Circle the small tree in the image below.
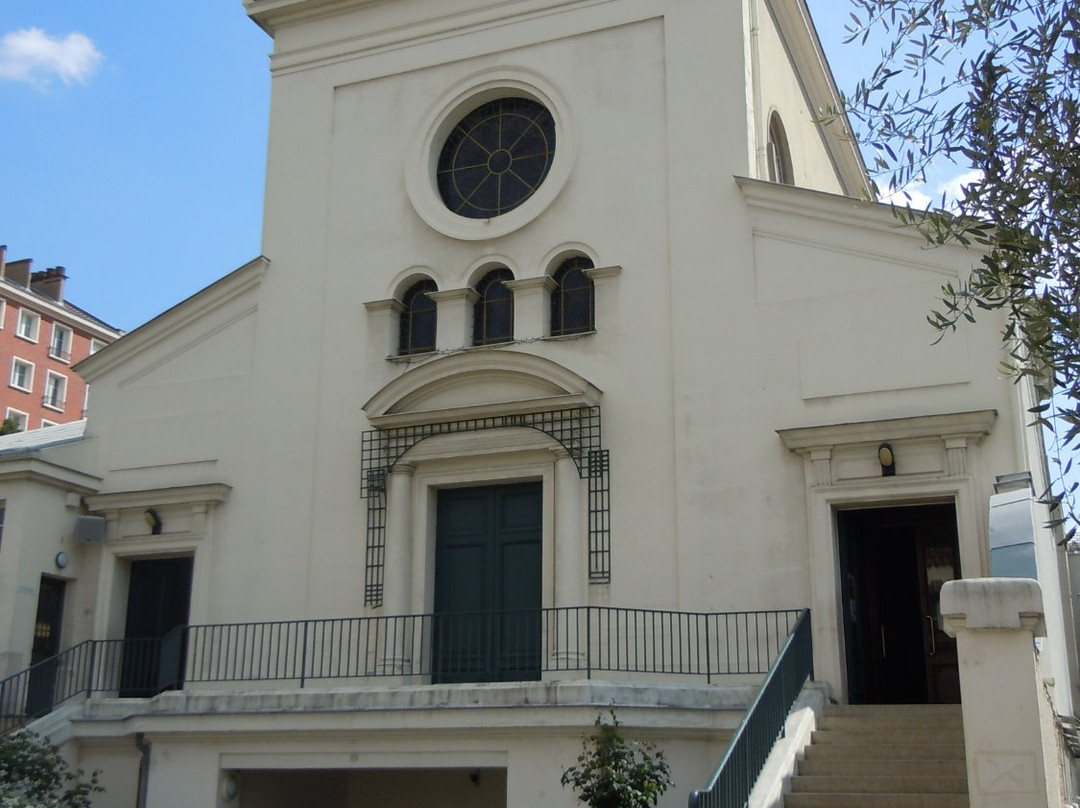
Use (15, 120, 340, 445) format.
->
(0, 732, 101, 808)
(0, 418, 21, 436)
(561, 712, 673, 808)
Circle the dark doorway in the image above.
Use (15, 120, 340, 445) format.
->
(433, 482, 542, 683)
(120, 556, 193, 697)
(839, 504, 961, 704)
(25, 577, 66, 717)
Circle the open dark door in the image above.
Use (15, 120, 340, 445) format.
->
(120, 557, 193, 697)
(839, 504, 961, 704)
(433, 482, 542, 683)
(25, 577, 66, 717)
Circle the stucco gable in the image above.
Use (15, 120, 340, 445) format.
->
(77, 257, 267, 388)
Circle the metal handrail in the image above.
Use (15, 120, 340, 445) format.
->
(687, 609, 813, 808)
(0, 606, 804, 736)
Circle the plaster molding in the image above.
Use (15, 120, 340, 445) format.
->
(86, 483, 232, 513)
(504, 277, 557, 294)
(363, 298, 404, 315)
(583, 265, 622, 282)
(364, 349, 602, 426)
(776, 410, 997, 454)
(426, 287, 480, 304)
(0, 457, 101, 493)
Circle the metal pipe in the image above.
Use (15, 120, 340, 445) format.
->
(135, 732, 150, 808)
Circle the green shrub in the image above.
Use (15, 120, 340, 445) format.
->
(561, 712, 673, 808)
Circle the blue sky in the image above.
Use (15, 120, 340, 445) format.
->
(0, 2, 269, 332)
(0, 1, 957, 333)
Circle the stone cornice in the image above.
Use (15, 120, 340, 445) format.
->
(0, 456, 101, 493)
(777, 410, 998, 454)
(86, 483, 232, 513)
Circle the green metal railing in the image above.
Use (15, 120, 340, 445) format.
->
(0, 606, 801, 736)
(688, 609, 813, 808)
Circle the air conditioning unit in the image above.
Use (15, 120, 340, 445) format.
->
(73, 515, 106, 544)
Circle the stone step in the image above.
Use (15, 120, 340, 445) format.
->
(785, 794, 969, 808)
(824, 703, 963, 718)
(784, 705, 970, 808)
(797, 756, 967, 778)
(790, 774, 968, 794)
(810, 728, 965, 746)
(818, 714, 963, 732)
(803, 743, 966, 761)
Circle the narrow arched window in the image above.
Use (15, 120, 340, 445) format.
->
(766, 112, 793, 185)
(473, 268, 514, 346)
(398, 279, 437, 355)
(550, 256, 594, 336)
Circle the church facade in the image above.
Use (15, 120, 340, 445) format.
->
(0, 1, 1075, 806)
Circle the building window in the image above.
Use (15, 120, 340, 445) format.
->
(398, 279, 438, 356)
(49, 324, 72, 362)
(551, 256, 595, 336)
(4, 409, 27, 433)
(89, 339, 106, 355)
(437, 98, 556, 219)
(473, 268, 514, 346)
(766, 112, 793, 185)
(10, 359, 33, 392)
(0, 300, 6, 330)
(41, 419, 58, 428)
(16, 310, 40, 343)
(43, 372, 67, 411)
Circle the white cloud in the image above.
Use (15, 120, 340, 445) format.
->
(0, 29, 102, 87)
(938, 169, 984, 205)
(879, 169, 985, 211)
(880, 184, 934, 209)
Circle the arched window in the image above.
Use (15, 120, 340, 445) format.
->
(766, 112, 793, 185)
(550, 256, 594, 336)
(398, 279, 437, 355)
(473, 268, 514, 346)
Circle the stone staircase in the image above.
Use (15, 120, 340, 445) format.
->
(784, 704, 968, 808)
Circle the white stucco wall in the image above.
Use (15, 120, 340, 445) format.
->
(3, 0, 1071, 804)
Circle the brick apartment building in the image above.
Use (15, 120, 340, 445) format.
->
(0, 245, 121, 431)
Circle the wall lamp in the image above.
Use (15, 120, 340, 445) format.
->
(143, 508, 162, 535)
(877, 442, 896, 477)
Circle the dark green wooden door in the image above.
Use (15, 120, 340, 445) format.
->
(433, 482, 542, 683)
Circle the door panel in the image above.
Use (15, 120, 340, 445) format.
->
(839, 504, 961, 704)
(434, 482, 542, 683)
(120, 557, 193, 697)
(26, 577, 66, 717)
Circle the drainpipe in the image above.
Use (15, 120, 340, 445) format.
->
(135, 732, 151, 808)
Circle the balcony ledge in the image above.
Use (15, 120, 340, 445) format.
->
(69, 680, 756, 738)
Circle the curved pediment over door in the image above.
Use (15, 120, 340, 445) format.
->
(363, 351, 603, 429)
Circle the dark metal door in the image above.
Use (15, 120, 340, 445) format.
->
(120, 557, 193, 696)
(26, 577, 65, 716)
(433, 482, 542, 683)
(839, 504, 961, 704)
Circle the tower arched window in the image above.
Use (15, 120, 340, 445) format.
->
(766, 112, 793, 185)
(550, 256, 594, 336)
(472, 268, 515, 346)
(398, 279, 437, 355)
